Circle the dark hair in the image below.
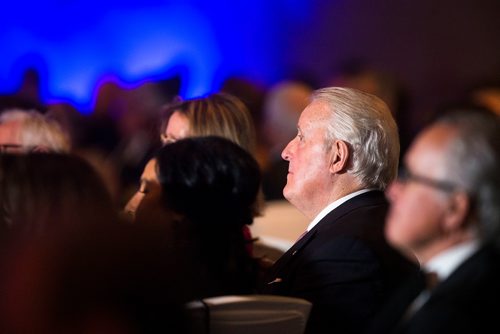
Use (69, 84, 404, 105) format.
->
(154, 136, 262, 297)
(155, 136, 261, 226)
(0, 153, 116, 235)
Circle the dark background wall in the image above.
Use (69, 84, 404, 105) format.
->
(283, 0, 500, 137)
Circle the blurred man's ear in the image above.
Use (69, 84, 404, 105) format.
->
(329, 139, 350, 174)
(443, 191, 470, 232)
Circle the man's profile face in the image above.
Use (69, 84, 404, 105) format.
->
(281, 101, 334, 217)
(385, 125, 456, 258)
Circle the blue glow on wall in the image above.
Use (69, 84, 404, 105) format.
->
(0, 0, 313, 113)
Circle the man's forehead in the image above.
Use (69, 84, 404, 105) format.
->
(405, 124, 456, 173)
(299, 101, 329, 127)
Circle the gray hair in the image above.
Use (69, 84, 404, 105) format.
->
(0, 109, 70, 153)
(434, 110, 500, 244)
(312, 87, 399, 190)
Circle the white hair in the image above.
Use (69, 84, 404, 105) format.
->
(435, 110, 500, 244)
(312, 87, 399, 190)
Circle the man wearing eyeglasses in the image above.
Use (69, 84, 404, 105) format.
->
(365, 108, 500, 334)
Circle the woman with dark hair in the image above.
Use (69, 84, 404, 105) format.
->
(135, 136, 262, 297)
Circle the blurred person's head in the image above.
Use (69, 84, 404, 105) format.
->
(0, 221, 191, 334)
(469, 82, 500, 116)
(0, 109, 70, 153)
(385, 108, 500, 263)
(0, 153, 116, 236)
(262, 80, 313, 156)
(281, 87, 399, 218)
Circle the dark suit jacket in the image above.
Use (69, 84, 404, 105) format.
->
(258, 191, 419, 334)
(365, 244, 500, 334)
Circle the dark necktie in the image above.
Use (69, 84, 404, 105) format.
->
(402, 270, 440, 320)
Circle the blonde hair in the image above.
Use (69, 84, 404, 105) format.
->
(161, 93, 256, 154)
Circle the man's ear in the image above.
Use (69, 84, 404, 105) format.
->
(443, 191, 470, 232)
(329, 140, 350, 174)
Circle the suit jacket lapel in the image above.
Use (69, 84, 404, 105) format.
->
(267, 228, 317, 277)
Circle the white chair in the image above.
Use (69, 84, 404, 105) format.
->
(186, 294, 312, 334)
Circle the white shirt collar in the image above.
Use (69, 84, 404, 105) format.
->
(424, 239, 480, 282)
(306, 189, 375, 232)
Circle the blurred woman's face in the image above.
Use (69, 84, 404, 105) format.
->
(161, 111, 190, 145)
(124, 159, 161, 220)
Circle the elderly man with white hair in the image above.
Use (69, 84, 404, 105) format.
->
(259, 87, 419, 334)
(366, 108, 500, 334)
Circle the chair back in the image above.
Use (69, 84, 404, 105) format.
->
(186, 294, 312, 334)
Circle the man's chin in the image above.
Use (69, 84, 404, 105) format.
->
(282, 185, 293, 202)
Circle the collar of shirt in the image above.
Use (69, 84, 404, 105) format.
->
(424, 239, 480, 282)
(306, 189, 376, 232)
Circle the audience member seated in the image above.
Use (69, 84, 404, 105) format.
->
(258, 87, 419, 334)
(365, 107, 500, 334)
(134, 136, 263, 298)
(0, 109, 70, 153)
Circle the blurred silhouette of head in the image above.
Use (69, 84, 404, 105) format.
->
(0, 221, 191, 334)
(0, 153, 115, 237)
